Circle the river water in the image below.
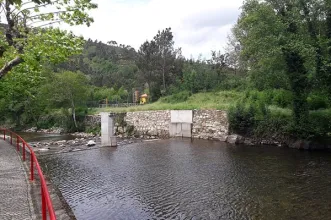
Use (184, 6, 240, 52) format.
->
(38, 139, 331, 220)
(17, 132, 75, 142)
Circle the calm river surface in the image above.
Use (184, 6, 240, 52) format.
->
(17, 132, 75, 142)
(38, 139, 331, 220)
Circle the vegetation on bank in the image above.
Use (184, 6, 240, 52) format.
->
(93, 89, 331, 142)
(91, 91, 242, 114)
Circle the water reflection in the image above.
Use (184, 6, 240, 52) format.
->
(16, 132, 75, 142)
(39, 139, 331, 220)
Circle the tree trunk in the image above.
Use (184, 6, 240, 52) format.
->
(325, 7, 331, 100)
(281, 4, 309, 128)
(0, 56, 23, 79)
(71, 100, 78, 129)
(284, 49, 309, 127)
(148, 80, 152, 102)
(162, 57, 166, 92)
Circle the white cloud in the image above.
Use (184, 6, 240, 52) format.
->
(58, 0, 243, 59)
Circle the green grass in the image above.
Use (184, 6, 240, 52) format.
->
(90, 91, 243, 114)
(89, 90, 331, 119)
(268, 105, 292, 116)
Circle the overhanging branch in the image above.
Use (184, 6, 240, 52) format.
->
(35, 19, 62, 27)
(0, 56, 24, 79)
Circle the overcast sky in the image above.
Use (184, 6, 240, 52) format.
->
(60, 0, 243, 59)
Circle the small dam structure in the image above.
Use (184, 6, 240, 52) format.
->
(169, 110, 193, 138)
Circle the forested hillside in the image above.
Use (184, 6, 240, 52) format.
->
(54, 28, 242, 103)
(56, 39, 139, 91)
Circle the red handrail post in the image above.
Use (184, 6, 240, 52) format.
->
(10, 132, 12, 145)
(41, 187, 47, 220)
(30, 154, 34, 181)
(16, 137, 19, 151)
(3, 130, 5, 140)
(23, 142, 26, 161)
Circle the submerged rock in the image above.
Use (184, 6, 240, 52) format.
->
(226, 135, 243, 144)
(219, 135, 228, 142)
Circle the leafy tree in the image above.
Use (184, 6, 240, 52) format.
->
(209, 50, 229, 84)
(153, 27, 177, 93)
(44, 71, 89, 129)
(233, 0, 329, 126)
(0, 64, 50, 127)
(136, 28, 183, 99)
(136, 40, 159, 101)
(0, 0, 97, 79)
(225, 30, 245, 75)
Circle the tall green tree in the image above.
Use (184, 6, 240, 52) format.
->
(0, 65, 45, 126)
(0, 0, 97, 79)
(136, 40, 158, 101)
(136, 28, 183, 99)
(233, 0, 331, 126)
(153, 27, 177, 93)
(44, 71, 89, 129)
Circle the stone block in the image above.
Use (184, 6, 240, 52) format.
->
(219, 135, 228, 142)
(226, 134, 240, 144)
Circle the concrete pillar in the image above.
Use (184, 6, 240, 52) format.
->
(100, 112, 117, 147)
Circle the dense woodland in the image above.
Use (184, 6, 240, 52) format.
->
(0, 0, 331, 143)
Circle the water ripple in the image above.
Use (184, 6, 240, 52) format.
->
(39, 139, 331, 220)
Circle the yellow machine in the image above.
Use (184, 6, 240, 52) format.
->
(140, 94, 148, 104)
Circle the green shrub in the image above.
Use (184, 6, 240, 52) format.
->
(229, 98, 331, 141)
(36, 107, 87, 132)
(271, 89, 293, 108)
(160, 91, 191, 103)
(228, 102, 256, 135)
(218, 75, 247, 91)
(307, 110, 331, 139)
(126, 125, 135, 136)
(85, 125, 101, 135)
(253, 112, 291, 140)
(244, 89, 292, 108)
(37, 110, 67, 129)
(307, 93, 329, 110)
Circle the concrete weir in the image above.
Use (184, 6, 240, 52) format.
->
(169, 110, 193, 138)
(100, 112, 117, 147)
(86, 110, 229, 141)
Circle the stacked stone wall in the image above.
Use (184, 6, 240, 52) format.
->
(85, 110, 229, 140)
(192, 110, 229, 140)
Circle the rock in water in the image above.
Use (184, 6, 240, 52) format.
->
(87, 140, 96, 147)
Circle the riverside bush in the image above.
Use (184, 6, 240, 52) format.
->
(228, 102, 256, 136)
(228, 100, 331, 141)
(271, 89, 293, 108)
(37, 107, 87, 132)
(307, 93, 329, 110)
(244, 89, 292, 108)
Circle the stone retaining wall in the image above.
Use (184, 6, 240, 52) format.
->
(125, 111, 171, 138)
(192, 110, 228, 140)
(85, 115, 101, 127)
(84, 110, 229, 140)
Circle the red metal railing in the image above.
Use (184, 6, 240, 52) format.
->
(0, 128, 56, 220)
